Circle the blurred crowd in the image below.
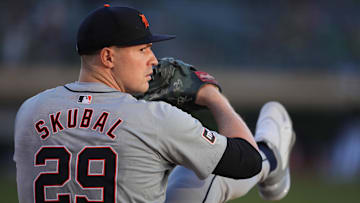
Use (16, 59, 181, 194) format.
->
(1, 0, 360, 73)
(326, 109, 360, 182)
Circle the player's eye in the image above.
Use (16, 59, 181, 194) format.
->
(140, 44, 152, 52)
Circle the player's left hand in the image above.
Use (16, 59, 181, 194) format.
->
(135, 57, 221, 112)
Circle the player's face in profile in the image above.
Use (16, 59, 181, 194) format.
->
(112, 43, 158, 94)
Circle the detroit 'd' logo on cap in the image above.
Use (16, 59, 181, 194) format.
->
(202, 128, 216, 144)
(139, 14, 149, 28)
(78, 95, 92, 104)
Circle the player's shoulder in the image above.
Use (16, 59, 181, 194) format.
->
(15, 86, 59, 124)
(21, 86, 53, 103)
(19, 86, 59, 109)
(137, 99, 190, 117)
(135, 99, 199, 127)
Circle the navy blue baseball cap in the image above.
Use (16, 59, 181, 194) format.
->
(76, 5, 176, 55)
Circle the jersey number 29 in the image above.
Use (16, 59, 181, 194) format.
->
(34, 146, 117, 203)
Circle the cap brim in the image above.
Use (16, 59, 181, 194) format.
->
(149, 34, 176, 43)
(121, 34, 176, 47)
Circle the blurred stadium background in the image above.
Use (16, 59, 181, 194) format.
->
(1, 0, 359, 202)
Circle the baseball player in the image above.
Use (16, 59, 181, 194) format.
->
(13, 5, 295, 203)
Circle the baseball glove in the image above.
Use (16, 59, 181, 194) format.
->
(136, 57, 221, 112)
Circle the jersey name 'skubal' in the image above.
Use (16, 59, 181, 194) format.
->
(14, 82, 227, 203)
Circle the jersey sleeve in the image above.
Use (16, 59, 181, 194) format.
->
(150, 102, 227, 179)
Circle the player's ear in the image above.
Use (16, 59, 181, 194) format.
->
(99, 47, 115, 68)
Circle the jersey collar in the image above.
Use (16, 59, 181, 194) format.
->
(64, 82, 120, 93)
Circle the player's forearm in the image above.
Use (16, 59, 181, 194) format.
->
(196, 85, 258, 150)
(208, 94, 259, 150)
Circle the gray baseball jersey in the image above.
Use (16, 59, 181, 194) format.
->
(14, 82, 227, 203)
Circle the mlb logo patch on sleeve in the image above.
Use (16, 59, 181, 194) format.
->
(202, 128, 216, 144)
(78, 95, 92, 104)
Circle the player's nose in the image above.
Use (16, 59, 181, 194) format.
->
(149, 50, 158, 67)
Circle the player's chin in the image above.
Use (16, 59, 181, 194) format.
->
(127, 82, 149, 95)
(137, 83, 150, 94)
(144, 81, 150, 91)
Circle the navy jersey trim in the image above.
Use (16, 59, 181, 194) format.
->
(202, 175, 217, 203)
(63, 85, 119, 94)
